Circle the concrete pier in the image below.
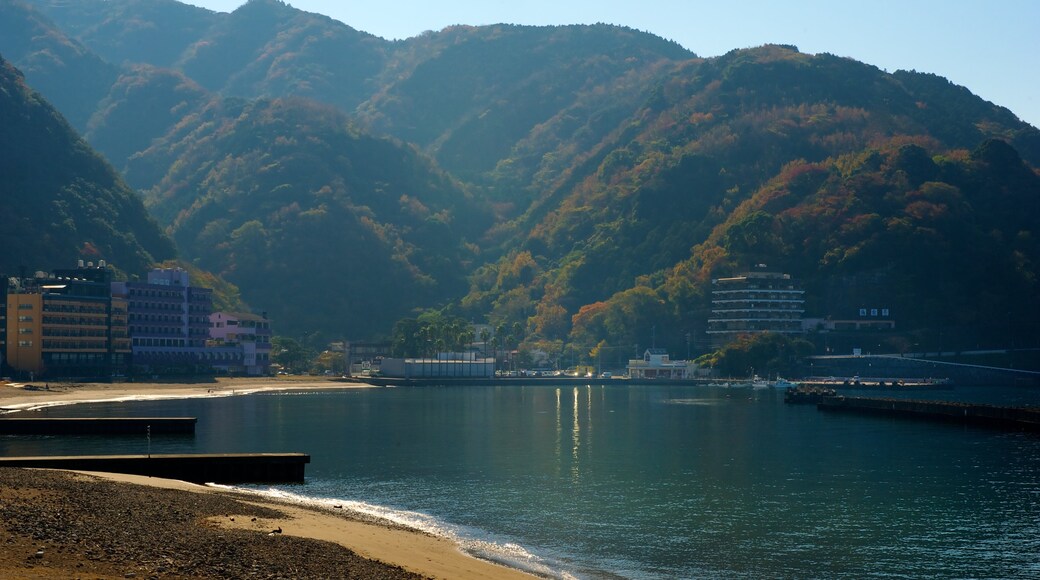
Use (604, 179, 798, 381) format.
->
(817, 396, 1040, 431)
(0, 453, 310, 484)
(0, 417, 197, 435)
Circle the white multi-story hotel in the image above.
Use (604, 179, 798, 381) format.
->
(707, 264, 805, 347)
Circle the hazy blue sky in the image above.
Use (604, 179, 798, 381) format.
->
(187, 0, 1039, 128)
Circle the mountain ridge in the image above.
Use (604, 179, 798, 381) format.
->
(4, 0, 1038, 354)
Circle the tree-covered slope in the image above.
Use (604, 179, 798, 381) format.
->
(0, 56, 175, 275)
(24, 0, 217, 69)
(460, 46, 1039, 353)
(356, 23, 693, 187)
(6, 2, 1039, 353)
(139, 97, 492, 340)
(655, 139, 1040, 352)
(85, 64, 213, 181)
(0, 0, 118, 130)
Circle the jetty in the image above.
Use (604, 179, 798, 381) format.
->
(0, 453, 310, 484)
(0, 417, 196, 435)
(797, 377, 951, 390)
(815, 396, 1040, 431)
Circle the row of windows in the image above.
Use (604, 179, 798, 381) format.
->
(42, 329, 107, 338)
(44, 352, 110, 363)
(134, 338, 187, 347)
(42, 304, 106, 315)
(42, 340, 106, 350)
(42, 317, 108, 327)
(128, 289, 185, 299)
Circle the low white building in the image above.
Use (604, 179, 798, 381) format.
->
(627, 348, 697, 379)
(380, 352, 495, 378)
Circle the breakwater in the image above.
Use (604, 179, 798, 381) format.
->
(803, 354, 1040, 386)
(817, 396, 1040, 431)
(0, 417, 196, 435)
(0, 453, 310, 484)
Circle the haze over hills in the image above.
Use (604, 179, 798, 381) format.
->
(3, 0, 1039, 353)
(0, 55, 175, 277)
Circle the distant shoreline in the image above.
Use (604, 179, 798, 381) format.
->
(0, 375, 377, 413)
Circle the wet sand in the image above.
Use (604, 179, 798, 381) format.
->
(0, 378, 536, 579)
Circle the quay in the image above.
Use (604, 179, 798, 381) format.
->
(0, 453, 310, 484)
(0, 417, 197, 435)
(816, 396, 1040, 431)
(797, 377, 951, 390)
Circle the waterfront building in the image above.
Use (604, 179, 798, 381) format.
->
(380, 352, 495, 378)
(208, 311, 272, 375)
(4, 261, 128, 378)
(707, 264, 805, 347)
(113, 268, 214, 374)
(626, 348, 698, 379)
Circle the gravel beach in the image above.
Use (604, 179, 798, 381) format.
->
(0, 468, 425, 579)
(0, 379, 536, 579)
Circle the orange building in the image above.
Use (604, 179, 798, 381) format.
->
(4, 262, 129, 379)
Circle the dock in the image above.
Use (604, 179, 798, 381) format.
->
(797, 377, 951, 390)
(0, 453, 310, 484)
(0, 417, 197, 435)
(816, 396, 1040, 431)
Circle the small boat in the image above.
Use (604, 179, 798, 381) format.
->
(772, 377, 798, 389)
(751, 375, 770, 389)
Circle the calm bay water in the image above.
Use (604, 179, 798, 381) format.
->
(5, 384, 1040, 579)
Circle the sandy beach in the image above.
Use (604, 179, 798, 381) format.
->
(0, 375, 377, 412)
(0, 378, 536, 579)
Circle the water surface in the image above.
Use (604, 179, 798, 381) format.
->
(4, 384, 1039, 578)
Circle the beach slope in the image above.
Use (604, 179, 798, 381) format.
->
(0, 468, 533, 579)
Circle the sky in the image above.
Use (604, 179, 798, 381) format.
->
(187, 0, 1039, 129)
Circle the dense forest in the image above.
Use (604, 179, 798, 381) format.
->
(0, 55, 174, 277)
(2, 0, 1038, 358)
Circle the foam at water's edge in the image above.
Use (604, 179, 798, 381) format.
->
(208, 484, 579, 579)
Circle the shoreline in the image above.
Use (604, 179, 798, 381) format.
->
(0, 468, 534, 579)
(0, 375, 378, 413)
(0, 377, 539, 579)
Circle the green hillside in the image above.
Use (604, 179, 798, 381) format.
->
(6, 1, 1040, 355)
(0, 0, 118, 130)
(461, 46, 1039, 353)
(0, 56, 175, 276)
(139, 97, 492, 340)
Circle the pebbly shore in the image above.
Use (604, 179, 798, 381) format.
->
(0, 468, 425, 579)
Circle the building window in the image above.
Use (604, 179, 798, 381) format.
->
(17, 340, 32, 347)
(18, 303, 34, 310)
(18, 315, 33, 322)
(18, 327, 33, 334)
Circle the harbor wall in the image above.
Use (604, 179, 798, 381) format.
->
(803, 355, 1040, 386)
(0, 417, 196, 435)
(817, 397, 1040, 431)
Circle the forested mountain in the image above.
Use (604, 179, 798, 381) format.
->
(5, 0, 1039, 354)
(462, 46, 1040, 355)
(0, 0, 118, 129)
(138, 97, 491, 339)
(0, 56, 175, 276)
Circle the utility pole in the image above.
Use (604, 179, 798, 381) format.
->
(343, 340, 351, 378)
